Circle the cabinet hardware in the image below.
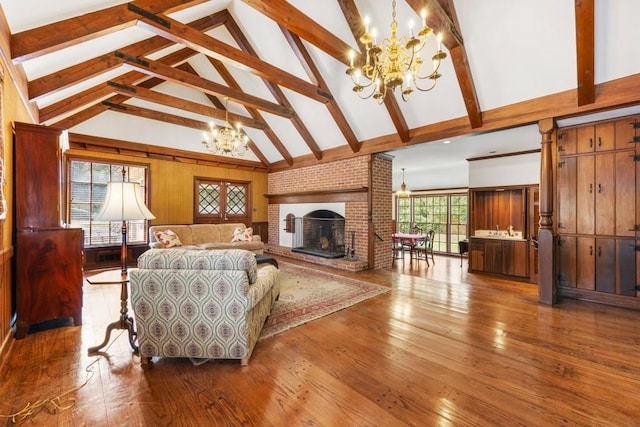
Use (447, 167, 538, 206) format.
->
(633, 136, 640, 143)
(633, 154, 640, 162)
(598, 137, 602, 147)
(558, 132, 566, 140)
(558, 145, 565, 152)
(589, 138, 593, 148)
(558, 223, 565, 229)
(558, 161, 565, 168)
(589, 183, 593, 193)
(634, 245, 640, 252)
(631, 225, 640, 231)
(632, 122, 640, 129)
(598, 246, 601, 256)
(589, 245, 593, 256)
(598, 183, 602, 193)
(635, 285, 640, 291)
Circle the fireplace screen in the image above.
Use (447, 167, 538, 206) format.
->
(291, 210, 345, 259)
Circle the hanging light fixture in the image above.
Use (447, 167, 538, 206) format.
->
(396, 167, 411, 198)
(345, 0, 446, 103)
(201, 96, 250, 156)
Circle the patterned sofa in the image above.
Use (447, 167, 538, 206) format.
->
(148, 223, 264, 254)
(129, 249, 280, 367)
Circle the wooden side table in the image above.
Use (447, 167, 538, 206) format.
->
(86, 270, 137, 355)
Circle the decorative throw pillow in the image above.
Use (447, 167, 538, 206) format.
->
(154, 230, 183, 248)
(231, 227, 253, 242)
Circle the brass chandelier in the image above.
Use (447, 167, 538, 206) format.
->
(201, 96, 249, 156)
(346, 0, 447, 103)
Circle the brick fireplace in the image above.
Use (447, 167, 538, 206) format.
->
(266, 154, 393, 271)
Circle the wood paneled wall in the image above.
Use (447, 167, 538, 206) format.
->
(64, 149, 269, 226)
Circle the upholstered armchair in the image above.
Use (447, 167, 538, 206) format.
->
(129, 249, 280, 367)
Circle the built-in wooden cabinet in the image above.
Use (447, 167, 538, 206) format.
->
(469, 185, 532, 280)
(555, 115, 639, 303)
(470, 237, 528, 279)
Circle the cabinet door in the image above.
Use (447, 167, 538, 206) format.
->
(557, 236, 576, 287)
(557, 128, 577, 155)
(470, 241, 484, 272)
(595, 238, 616, 293)
(577, 126, 595, 153)
(576, 237, 595, 290)
(615, 115, 640, 150)
(616, 239, 637, 296)
(484, 241, 503, 274)
(503, 240, 528, 278)
(14, 123, 62, 229)
(615, 150, 636, 237)
(595, 153, 615, 236)
(595, 122, 615, 151)
(557, 157, 576, 233)
(576, 155, 595, 235)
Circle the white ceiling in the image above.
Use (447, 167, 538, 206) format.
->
(2, 0, 640, 190)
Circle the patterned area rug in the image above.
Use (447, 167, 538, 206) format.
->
(259, 262, 389, 340)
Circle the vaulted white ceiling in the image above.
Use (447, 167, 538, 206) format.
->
(2, 0, 639, 190)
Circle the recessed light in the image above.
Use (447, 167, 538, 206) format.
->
(443, 140, 451, 144)
(489, 150, 496, 154)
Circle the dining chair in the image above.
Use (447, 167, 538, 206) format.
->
(392, 235, 405, 266)
(425, 230, 435, 265)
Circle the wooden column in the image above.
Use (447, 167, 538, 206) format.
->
(538, 118, 556, 304)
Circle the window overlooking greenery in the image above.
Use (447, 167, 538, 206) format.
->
(396, 193, 468, 254)
(67, 160, 150, 247)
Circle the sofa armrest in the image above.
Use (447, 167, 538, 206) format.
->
(251, 235, 262, 243)
(248, 265, 279, 308)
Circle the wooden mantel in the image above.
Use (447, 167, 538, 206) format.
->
(265, 187, 369, 204)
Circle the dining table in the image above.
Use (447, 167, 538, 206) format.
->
(392, 232, 428, 265)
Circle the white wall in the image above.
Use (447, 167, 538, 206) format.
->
(278, 203, 345, 247)
(468, 152, 540, 188)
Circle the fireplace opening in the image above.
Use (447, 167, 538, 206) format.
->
(291, 209, 345, 259)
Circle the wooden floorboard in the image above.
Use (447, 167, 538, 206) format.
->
(1, 255, 640, 426)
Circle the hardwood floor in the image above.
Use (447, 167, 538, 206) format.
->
(1, 254, 640, 426)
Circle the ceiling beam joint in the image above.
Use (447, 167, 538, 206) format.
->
(127, 4, 171, 28)
(114, 50, 149, 67)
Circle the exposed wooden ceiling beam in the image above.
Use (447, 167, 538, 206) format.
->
(575, 0, 595, 106)
(223, 16, 323, 161)
(107, 81, 267, 130)
(407, 0, 482, 129)
(28, 11, 229, 101)
(280, 27, 361, 154)
(11, 0, 206, 63)
(101, 101, 211, 130)
(240, 0, 353, 62)
(270, 72, 640, 171)
(68, 132, 267, 171)
(41, 48, 198, 125)
(118, 52, 294, 118)
(131, 7, 332, 105)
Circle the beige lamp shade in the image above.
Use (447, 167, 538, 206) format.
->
(94, 182, 155, 221)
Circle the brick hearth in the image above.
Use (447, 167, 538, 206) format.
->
(266, 245, 369, 272)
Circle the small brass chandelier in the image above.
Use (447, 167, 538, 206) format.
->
(346, 0, 447, 103)
(396, 167, 410, 198)
(201, 96, 249, 156)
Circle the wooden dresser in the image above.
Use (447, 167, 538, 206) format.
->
(13, 122, 84, 338)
